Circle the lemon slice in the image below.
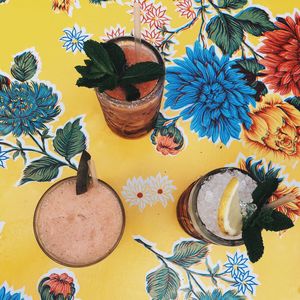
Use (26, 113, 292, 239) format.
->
(218, 177, 242, 236)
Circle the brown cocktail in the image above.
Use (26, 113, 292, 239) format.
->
(95, 36, 165, 138)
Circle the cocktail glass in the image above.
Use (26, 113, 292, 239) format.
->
(177, 168, 257, 246)
(95, 36, 165, 138)
(34, 176, 125, 267)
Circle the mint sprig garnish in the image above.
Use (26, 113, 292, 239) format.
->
(242, 177, 294, 263)
(75, 39, 165, 101)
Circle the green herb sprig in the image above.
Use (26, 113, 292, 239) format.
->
(75, 40, 165, 101)
(242, 177, 294, 263)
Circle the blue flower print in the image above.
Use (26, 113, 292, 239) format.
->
(0, 81, 61, 136)
(0, 147, 9, 168)
(224, 252, 248, 278)
(60, 25, 91, 53)
(233, 271, 258, 295)
(0, 286, 24, 300)
(165, 41, 256, 145)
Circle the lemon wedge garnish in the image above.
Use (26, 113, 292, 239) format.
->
(218, 177, 242, 236)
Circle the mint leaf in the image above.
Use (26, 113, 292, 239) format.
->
(83, 40, 114, 75)
(242, 225, 264, 263)
(263, 210, 294, 232)
(103, 42, 126, 74)
(121, 62, 164, 85)
(123, 84, 140, 101)
(252, 177, 279, 209)
(254, 208, 273, 229)
(76, 74, 118, 91)
(96, 75, 118, 92)
(236, 7, 276, 36)
(75, 65, 106, 79)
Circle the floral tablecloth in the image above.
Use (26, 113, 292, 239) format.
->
(0, 0, 300, 299)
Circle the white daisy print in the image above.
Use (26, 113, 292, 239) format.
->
(147, 173, 176, 207)
(122, 176, 152, 211)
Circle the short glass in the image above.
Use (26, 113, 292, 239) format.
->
(177, 167, 257, 246)
(34, 176, 125, 267)
(95, 36, 165, 138)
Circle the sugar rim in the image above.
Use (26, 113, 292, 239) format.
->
(33, 176, 126, 268)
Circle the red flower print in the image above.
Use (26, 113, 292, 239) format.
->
(142, 28, 164, 46)
(130, 0, 153, 24)
(176, 0, 196, 19)
(39, 273, 76, 299)
(259, 13, 300, 96)
(145, 3, 170, 29)
(103, 26, 126, 41)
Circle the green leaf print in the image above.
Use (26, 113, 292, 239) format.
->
(236, 7, 276, 36)
(168, 240, 209, 268)
(20, 156, 64, 184)
(11, 51, 38, 82)
(206, 13, 244, 56)
(53, 118, 86, 161)
(218, 0, 248, 10)
(146, 265, 180, 300)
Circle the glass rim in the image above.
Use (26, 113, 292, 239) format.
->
(33, 176, 126, 268)
(190, 167, 256, 246)
(96, 35, 165, 107)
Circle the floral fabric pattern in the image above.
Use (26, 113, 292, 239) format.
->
(38, 269, 79, 300)
(165, 42, 256, 144)
(259, 12, 300, 97)
(0, 82, 60, 136)
(0, 2, 300, 300)
(0, 49, 88, 184)
(0, 284, 31, 300)
(122, 173, 176, 210)
(136, 237, 259, 299)
(243, 94, 300, 158)
(60, 25, 91, 53)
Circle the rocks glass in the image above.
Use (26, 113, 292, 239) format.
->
(95, 36, 165, 138)
(177, 168, 257, 246)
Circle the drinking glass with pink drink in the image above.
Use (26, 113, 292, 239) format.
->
(34, 176, 125, 267)
(76, 36, 165, 139)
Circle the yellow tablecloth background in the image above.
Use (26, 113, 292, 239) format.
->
(0, 1, 299, 299)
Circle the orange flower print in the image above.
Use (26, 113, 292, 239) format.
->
(269, 185, 300, 222)
(39, 273, 76, 299)
(156, 133, 181, 155)
(243, 94, 300, 158)
(52, 0, 79, 15)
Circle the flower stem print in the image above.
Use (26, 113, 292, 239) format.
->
(0, 50, 87, 184)
(151, 113, 184, 156)
(135, 237, 258, 299)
